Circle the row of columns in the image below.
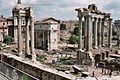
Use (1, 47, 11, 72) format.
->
(17, 9, 36, 61)
(42, 30, 50, 50)
(78, 15, 112, 52)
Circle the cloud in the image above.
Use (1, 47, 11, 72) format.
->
(0, 0, 119, 20)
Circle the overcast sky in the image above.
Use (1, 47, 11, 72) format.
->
(0, 0, 119, 20)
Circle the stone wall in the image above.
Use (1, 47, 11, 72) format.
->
(1, 53, 74, 80)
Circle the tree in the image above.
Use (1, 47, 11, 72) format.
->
(69, 35, 78, 44)
(3, 35, 13, 44)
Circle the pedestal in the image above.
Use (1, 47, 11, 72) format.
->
(77, 50, 95, 66)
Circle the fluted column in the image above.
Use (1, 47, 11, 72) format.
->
(30, 16, 36, 61)
(18, 10, 22, 56)
(98, 18, 102, 48)
(108, 18, 112, 47)
(25, 17, 30, 55)
(101, 18, 105, 47)
(84, 17, 87, 49)
(78, 16, 83, 50)
(86, 15, 92, 51)
(93, 17, 98, 49)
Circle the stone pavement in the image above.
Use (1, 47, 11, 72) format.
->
(77, 76, 120, 80)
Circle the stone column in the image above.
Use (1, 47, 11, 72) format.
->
(78, 16, 83, 50)
(98, 18, 102, 48)
(86, 15, 95, 66)
(93, 17, 98, 49)
(14, 27, 18, 42)
(117, 35, 120, 48)
(108, 18, 112, 47)
(25, 17, 30, 55)
(84, 17, 87, 49)
(30, 16, 36, 61)
(86, 15, 92, 51)
(18, 10, 22, 56)
(43, 30, 45, 49)
(101, 18, 105, 47)
(47, 30, 50, 51)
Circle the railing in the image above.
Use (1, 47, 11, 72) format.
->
(0, 60, 39, 80)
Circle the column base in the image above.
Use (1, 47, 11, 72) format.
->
(26, 52, 31, 55)
(32, 55, 36, 62)
(78, 49, 84, 52)
(77, 50, 95, 66)
(102, 44, 105, 47)
(86, 51, 95, 67)
(93, 46, 98, 49)
(98, 45, 102, 49)
(109, 45, 112, 48)
(19, 52, 24, 58)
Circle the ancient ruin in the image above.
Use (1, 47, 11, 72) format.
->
(12, 0, 36, 60)
(75, 4, 113, 66)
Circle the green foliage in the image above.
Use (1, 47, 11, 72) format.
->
(69, 35, 78, 44)
(36, 55, 47, 62)
(3, 35, 13, 44)
(58, 57, 75, 65)
(21, 74, 29, 80)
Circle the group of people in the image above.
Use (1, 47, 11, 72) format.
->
(92, 70, 113, 78)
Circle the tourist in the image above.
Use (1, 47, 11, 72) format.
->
(92, 71, 95, 77)
(109, 71, 112, 77)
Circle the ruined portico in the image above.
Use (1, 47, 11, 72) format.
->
(75, 4, 113, 65)
(12, 0, 36, 61)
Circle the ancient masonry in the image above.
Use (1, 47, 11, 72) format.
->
(12, 0, 36, 61)
(75, 4, 112, 66)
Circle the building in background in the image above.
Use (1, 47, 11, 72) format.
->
(0, 16, 8, 42)
(34, 17, 60, 51)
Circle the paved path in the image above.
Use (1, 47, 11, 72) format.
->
(77, 76, 120, 80)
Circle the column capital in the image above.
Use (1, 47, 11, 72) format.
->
(102, 18, 106, 20)
(77, 15, 83, 18)
(98, 18, 102, 22)
(94, 17, 98, 20)
(93, 17, 98, 22)
(109, 18, 113, 21)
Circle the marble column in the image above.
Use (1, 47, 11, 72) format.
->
(98, 18, 102, 48)
(47, 30, 50, 50)
(117, 35, 120, 48)
(93, 17, 98, 49)
(84, 17, 87, 49)
(86, 15, 92, 51)
(25, 17, 30, 55)
(101, 18, 105, 47)
(78, 16, 83, 50)
(108, 18, 112, 47)
(18, 10, 22, 56)
(30, 16, 36, 61)
(43, 30, 45, 49)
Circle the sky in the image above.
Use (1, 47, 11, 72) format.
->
(0, 0, 120, 21)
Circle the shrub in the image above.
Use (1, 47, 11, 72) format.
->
(3, 35, 13, 44)
(69, 35, 78, 44)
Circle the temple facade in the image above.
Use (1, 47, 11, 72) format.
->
(75, 4, 113, 66)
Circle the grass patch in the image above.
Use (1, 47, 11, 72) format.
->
(36, 55, 47, 62)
